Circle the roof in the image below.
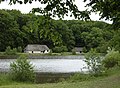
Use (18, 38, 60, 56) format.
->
(74, 47, 83, 52)
(24, 44, 49, 51)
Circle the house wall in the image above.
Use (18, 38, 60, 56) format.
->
(25, 51, 32, 53)
(33, 51, 42, 53)
(76, 52, 80, 54)
(25, 50, 50, 54)
(44, 50, 50, 53)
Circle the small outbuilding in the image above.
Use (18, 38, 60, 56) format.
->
(24, 44, 50, 54)
(74, 47, 83, 54)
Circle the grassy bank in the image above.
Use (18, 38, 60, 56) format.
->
(0, 52, 84, 59)
(0, 73, 120, 88)
(0, 68, 120, 88)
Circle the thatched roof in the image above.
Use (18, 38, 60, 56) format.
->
(24, 44, 49, 51)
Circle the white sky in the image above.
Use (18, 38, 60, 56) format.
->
(0, 0, 112, 24)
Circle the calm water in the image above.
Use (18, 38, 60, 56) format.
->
(0, 58, 88, 73)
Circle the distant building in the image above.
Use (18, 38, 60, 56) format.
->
(74, 47, 83, 54)
(24, 44, 50, 54)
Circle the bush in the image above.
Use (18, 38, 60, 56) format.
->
(5, 46, 17, 55)
(61, 46, 68, 52)
(17, 46, 22, 53)
(72, 49, 76, 55)
(103, 49, 120, 69)
(12, 48, 17, 55)
(48, 49, 53, 55)
(53, 46, 68, 53)
(82, 47, 87, 53)
(5, 46, 11, 55)
(85, 49, 103, 76)
(10, 55, 35, 82)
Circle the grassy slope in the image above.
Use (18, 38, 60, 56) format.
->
(0, 73, 120, 88)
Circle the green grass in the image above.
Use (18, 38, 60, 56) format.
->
(0, 73, 17, 86)
(0, 51, 84, 56)
(0, 74, 120, 88)
(1, 70, 120, 88)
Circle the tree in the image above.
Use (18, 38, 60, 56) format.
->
(84, 0, 120, 28)
(0, 10, 23, 51)
(81, 27, 103, 51)
(36, 16, 63, 48)
(1, 0, 90, 20)
(103, 49, 120, 69)
(109, 30, 120, 51)
(85, 49, 103, 76)
(10, 55, 35, 82)
(53, 20, 75, 51)
(1, 0, 120, 28)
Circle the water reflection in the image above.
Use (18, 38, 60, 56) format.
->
(0, 59, 88, 73)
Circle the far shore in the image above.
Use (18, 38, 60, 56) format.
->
(0, 52, 85, 59)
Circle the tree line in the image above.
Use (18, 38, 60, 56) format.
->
(0, 9, 119, 53)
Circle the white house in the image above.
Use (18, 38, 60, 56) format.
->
(24, 44, 50, 54)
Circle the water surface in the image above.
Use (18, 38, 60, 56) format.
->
(0, 58, 88, 73)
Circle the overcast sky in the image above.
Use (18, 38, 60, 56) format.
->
(0, 0, 112, 24)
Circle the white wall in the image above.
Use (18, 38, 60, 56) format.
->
(44, 50, 50, 53)
(33, 51, 42, 53)
(25, 51, 32, 53)
(25, 50, 50, 54)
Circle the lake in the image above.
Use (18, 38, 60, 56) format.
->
(0, 56, 88, 73)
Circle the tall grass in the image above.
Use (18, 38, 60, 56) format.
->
(0, 72, 15, 86)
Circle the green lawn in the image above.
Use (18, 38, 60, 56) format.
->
(0, 73, 120, 88)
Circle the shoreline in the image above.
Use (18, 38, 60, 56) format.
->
(0, 54, 85, 59)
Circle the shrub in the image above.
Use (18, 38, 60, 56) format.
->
(72, 49, 76, 55)
(85, 49, 103, 76)
(61, 46, 68, 52)
(53, 46, 68, 53)
(11, 48, 17, 55)
(5, 46, 17, 55)
(5, 46, 11, 55)
(10, 55, 35, 82)
(17, 46, 22, 53)
(82, 47, 87, 53)
(103, 49, 120, 69)
(48, 49, 52, 55)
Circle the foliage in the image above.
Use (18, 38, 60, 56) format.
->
(48, 49, 52, 55)
(0, 73, 14, 86)
(3, 0, 120, 28)
(72, 49, 76, 55)
(0, 10, 21, 51)
(53, 46, 68, 53)
(81, 27, 103, 51)
(109, 30, 120, 51)
(0, 9, 116, 53)
(85, 49, 103, 76)
(17, 46, 22, 53)
(1, 73, 120, 88)
(68, 73, 92, 82)
(5, 46, 17, 55)
(5, 0, 90, 20)
(53, 20, 75, 51)
(82, 47, 87, 53)
(84, 0, 120, 29)
(10, 55, 35, 82)
(4, 0, 119, 28)
(103, 49, 120, 69)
